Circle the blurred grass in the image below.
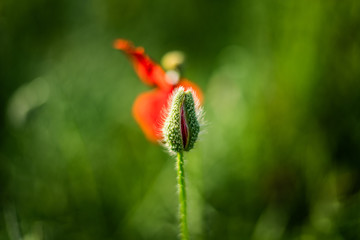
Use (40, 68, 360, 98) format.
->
(1, 0, 360, 239)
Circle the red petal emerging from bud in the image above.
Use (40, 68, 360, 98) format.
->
(162, 87, 201, 152)
(180, 105, 189, 148)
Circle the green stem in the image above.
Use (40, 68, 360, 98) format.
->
(177, 151, 189, 240)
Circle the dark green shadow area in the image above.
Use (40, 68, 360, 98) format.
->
(1, 0, 360, 239)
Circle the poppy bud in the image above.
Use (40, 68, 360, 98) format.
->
(163, 87, 201, 153)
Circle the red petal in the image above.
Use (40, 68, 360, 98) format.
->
(177, 79, 204, 104)
(132, 89, 173, 142)
(132, 80, 203, 142)
(114, 39, 172, 90)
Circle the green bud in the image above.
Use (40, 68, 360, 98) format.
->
(162, 87, 201, 153)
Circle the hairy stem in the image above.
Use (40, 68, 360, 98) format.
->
(177, 151, 189, 240)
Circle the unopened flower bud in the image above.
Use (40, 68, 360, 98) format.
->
(162, 87, 201, 153)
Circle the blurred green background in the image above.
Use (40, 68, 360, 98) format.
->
(1, 0, 360, 239)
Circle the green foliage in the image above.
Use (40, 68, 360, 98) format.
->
(1, 0, 360, 239)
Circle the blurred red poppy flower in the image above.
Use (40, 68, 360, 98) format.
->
(114, 39, 203, 142)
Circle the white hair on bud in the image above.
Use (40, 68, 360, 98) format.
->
(160, 86, 204, 154)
